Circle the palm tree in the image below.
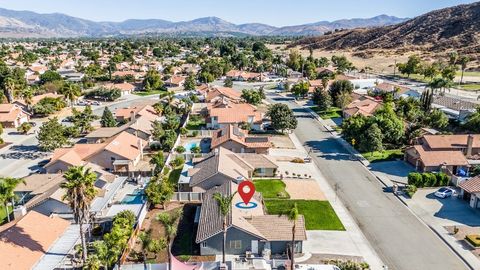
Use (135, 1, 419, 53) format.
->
(21, 87, 34, 112)
(62, 82, 82, 107)
(139, 230, 167, 270)
(156, 209, 183, 270)
(286, 203, 299, 269)
(61, 166, 97, 264)
(0, 177, 25, 223)
(458, 56, 471, 85)
(213, 191, 237, 264)
(3, 77, 16, 103)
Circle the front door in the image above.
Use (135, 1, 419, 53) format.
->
(251, 240, 259, 254)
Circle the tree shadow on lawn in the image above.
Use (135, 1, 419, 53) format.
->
(0, 145, 49, 160)
(304, 139, 356, 162)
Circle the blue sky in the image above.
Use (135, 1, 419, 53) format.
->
(0, 0, 476, 26)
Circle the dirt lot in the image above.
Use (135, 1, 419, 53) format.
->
(266, 134, 295, 149)
(284, 179, 326, 200)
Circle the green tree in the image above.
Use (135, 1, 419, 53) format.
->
(291, 82, 309, 98)
(71, 105, 97, 134)
(0, 177, 25, 223)
(16, 122, 32, 134)
(164, 114, 180, 130)
(286, 50, 302, 71)
(144, 69, 164, 90)
(464, 108, 480, 133)
(100, 107, 117, 127)
(213, 191, 237, 264)
(37, 117, 68, 151)
(241, 89, 262, 105)
(331, 55, 354, 74)
(156, 209, 183, 270)
(145, 176, 174, 208)
(312, 88, 332, 111)
(61, 166, 97, 264)
(329, 80, 353, 105)
(183, 74, 196, 91)
(397, 55, 421, 78)
(373, 103, 405, 144)
(360, 123, 383, 154)
(61, 82, 82, 107)
(285, 203, 299, 268)
(424, 109, 449, 130)
(223, 77, 233, 87)
(458, 56, 471, 85)
(40, 70, 63, 84)
(420, 88, 434, 112)
(151, 120, 165, 142)
(149, 151, 165, 175)
(266, 103, 298, 133)
(139, 230, 167, 268)
(335, 90, 352, 109)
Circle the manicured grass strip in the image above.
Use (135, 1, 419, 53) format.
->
(186, 118, 206, 130)
(456, 84, 480, 91)
(361, 149, 403, 163)
(168, 166, 183, 185)
(311, 107, 342, 119)
(264, 200, 345, 231)
(134, 90, 169, 97)
(253, 179, 290, 199)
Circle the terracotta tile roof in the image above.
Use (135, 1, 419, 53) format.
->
(115, 105, 158, 120)
(0, 104, 29, 122)
(167, 75, 186, 85)
(208, 102, 263, 124)
(105, 82, 136, 91)
(206, 87, 241, 102)
(211, 124, 271, 150)
(46, 143, 107, 169)
(0, 211, 70, 270)
(236, 153, 278, 169)
(374, 82, 410, 94)
(344, 97, 382, 117)
(104, 131, 146, 161)
(459, 176, 480, 193)
(84, 126, 129, 139)
(246, 215, 307, 241)
(412, 145, 469, 167)
(423, 134, 480, 150)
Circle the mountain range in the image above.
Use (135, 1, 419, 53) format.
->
(0, 8, 408, 38)
(293, 2, 480, 55)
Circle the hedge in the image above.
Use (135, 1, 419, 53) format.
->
(407, 172, 450, 188)
(466, 235, 480, 247)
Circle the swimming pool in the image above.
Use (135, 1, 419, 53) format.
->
(121, 190, 145, 204)
(184, 141, 199, 152)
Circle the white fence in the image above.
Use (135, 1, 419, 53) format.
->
(171, 192, 202, 202)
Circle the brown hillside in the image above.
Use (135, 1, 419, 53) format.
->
(293, 2, 480, 56)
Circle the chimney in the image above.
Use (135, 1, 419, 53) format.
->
(130, 110, 136, 122)
(467, 134, 474, 157)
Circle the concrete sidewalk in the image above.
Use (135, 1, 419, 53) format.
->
(287, 132, 385, 269)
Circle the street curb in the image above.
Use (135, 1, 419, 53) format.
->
(304, 104, 474, 270)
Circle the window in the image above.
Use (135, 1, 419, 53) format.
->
(201, 241, 207, 248)
(229, 240, 242, 249)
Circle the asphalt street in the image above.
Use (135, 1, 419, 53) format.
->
(267, 93, 468, 270)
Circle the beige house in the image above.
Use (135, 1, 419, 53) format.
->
(206, 99, 264, 130)
(0, 104, 30, 128)
(211, 124, 271, 154)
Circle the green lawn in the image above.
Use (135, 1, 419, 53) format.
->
(311, 107, 342, 119)
(264, 200, 345, 230)
(456, 84, 480, 91)
(0, 205, 12, 225)
(253, 179, 290, 199)
(361, 149, 404, 163)
(133, 90, 169, 97)
(456, 71, 480, 77)
(186, 117, 206, 130)
(168, 166, 183, 185)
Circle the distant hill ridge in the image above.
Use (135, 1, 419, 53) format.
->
(293, 2, 480, 55)
(0, 8, 407, 38)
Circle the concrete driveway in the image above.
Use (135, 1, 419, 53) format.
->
(410, 188, 480, 227)
(369, 160, 414, 185)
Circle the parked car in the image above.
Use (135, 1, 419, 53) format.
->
(91, 101, 102, 106)
(434, 187, 456, 198)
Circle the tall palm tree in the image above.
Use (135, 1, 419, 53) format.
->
(21, 87, 33, 112)
(62, 82, 82, 107)
(0, 177, 25, 223)
(213, 191, 237, 264)
(3, 77, 16, 104)
(458, 56, 471, 85)
(156, 209, 183, 270)
(61, 166, 97, 264)
(286, 203, 299, 269)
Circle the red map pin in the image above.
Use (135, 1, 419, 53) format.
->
(238, 181, 255, 205)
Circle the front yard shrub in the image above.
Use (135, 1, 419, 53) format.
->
(175, 146, 186, 153)
(406, 185, 417, 198)
(465, 235, 480, 247)
(170, 156, 185, 167)
(291, 157, 304, 163)
(407, 172, 451, 188)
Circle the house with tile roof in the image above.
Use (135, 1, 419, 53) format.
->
(372, 82, 420, 99)
(196, 181, 306, 256)
(343, 96, 382, 118)
(211, 124, 272, 154)
(205, 86, 242, 103)
(205, 99, 264, 131)
(0, 104, 30, 128)
(181, 147, 277, 192)
(404, 134, 480, 174)
(0, 211, 70, 270)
